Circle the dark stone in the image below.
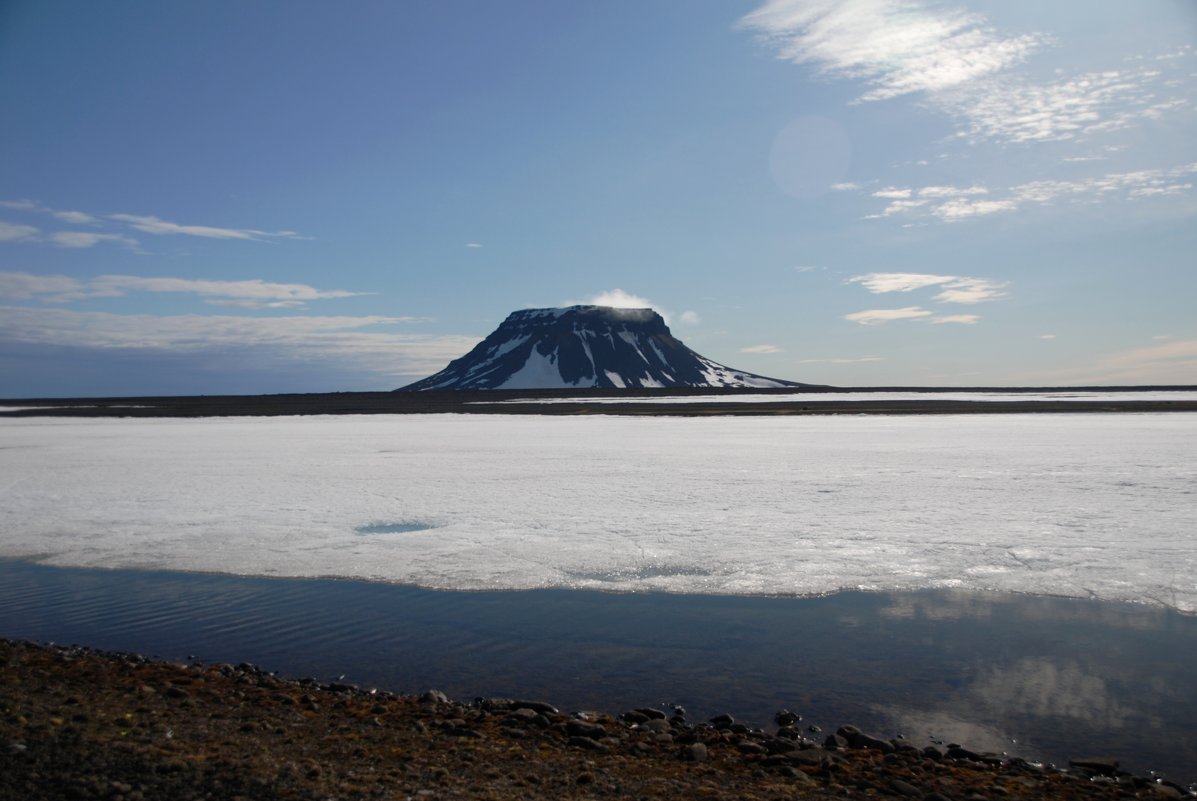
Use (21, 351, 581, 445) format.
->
(634, 707, 666, 720)
(736, 741, 766, 755)
(511, 700, 558, 716)
(764, 737, 798, 755)
(824, 733, 848, 751)
(923, 745, 944, 761)
(420, 690, 449, 704)
(640, 718, 671, 734)
(568, 736, 607, 751)
(445, 727, 482, 738)
(842, 728, 895, 754)
(566, 720, 606, 739)
(622, 711, 649, 725)
(709, 713, 735, 728)
(683, 742, 707, 762)
(946, 745, 982, 762)
(789, 749, 827, 767)
(1069, 756, 1119, 776)
(774, 709, 800, 727)
(889, 778, 922, 797)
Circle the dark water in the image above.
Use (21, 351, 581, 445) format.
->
(1, 559, 1193, 785)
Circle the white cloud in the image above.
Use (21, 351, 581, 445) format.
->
(849, 272, 955, 293)
(930, 278, 1007, 304)
(741, 344, 783, 354)
(0, 271, 369, 308)
(740, 1, 1193, 150)
(2, 201, 309, 249)
(868, 199, 929, 218)
(109, 213, 304, 241)
(830, 182, 860, 191)
(50, 231, 142, 250)
(0, 306, 471, 379)
(739, 0, 1042, 103)
(50, 210, 98, 225)
(0, 222, 39, 242)
(947, 65, 1191, 145)
(0, 272, 91, 303)
(930, 314, 980, 324)
(569, 288, 657, 310)
(917, 185, 987, 198)
(1040, 334, 1057, 340)
(844, 306, 932, 325)
(855, 163, 1197, 223)
(798, 355, 883, 363)
(931, 198, 1018, 221)
(678, 310, 701, 325)
(465, 242, 482, 248)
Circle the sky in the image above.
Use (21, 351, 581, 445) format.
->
(1, 0, 1195, 396)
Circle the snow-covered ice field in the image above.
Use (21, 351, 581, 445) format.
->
(2, 413, 1195, 613)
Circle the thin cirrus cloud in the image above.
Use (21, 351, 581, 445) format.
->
(739, 2, 1192, 148)
(740, 344, 783, 354)
(848, 273, 1008, 304)
(108, 213, 305, 241)
(844, 307, 933, 325)
(798, 355, 882, 364)
(1, 200, 310, 250)
(738, 0, 1042, 104)
(861, 163, 1197, 223)
(0, 305, 474, 380)
(0, 271, 370, 310)
(844, 272, 1007, 326)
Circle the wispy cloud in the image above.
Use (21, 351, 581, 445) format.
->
(109, 213, 304, 241)
(50, 232, 143, 250)
(0, 271, 370, 309)
(739, 0, 1042, 104)
(844, 306, 933, 325)
(1, 200, 309, 249)
(464, 242, 482, 248)
(929, 314, 980, 325)
(0, 222, 39, 242)
(849, 273, 1008, 303)
(678, 310, 701, 325)
(741, 344, 783, 354)
(740, 1, 1193, 149)
(856, 162, 1197, 223)
(798, 355, 882, 363)
(566, 288, 656, 310)
(947, 64, 1193, 145)
(0, 306, 471, 379)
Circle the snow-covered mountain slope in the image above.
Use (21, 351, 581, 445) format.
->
(400, 306, 806, 390)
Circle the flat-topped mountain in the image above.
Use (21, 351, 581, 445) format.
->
(400, 305, 805, 390)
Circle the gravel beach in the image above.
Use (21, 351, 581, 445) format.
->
(3, 638, 1190, 801)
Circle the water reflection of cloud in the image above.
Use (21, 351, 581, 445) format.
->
(876, 589, 1173, 631)
(971, 658, 1129, 729)
(873, 705, 1023, 757)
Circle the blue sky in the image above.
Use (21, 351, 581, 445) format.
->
(1, 0, 1195, 395)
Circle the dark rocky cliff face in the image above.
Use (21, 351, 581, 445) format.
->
(400, 305, 803, 390)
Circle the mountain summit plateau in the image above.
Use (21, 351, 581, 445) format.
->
(400, 305, 804, 390)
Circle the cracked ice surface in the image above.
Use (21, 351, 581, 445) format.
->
(1, 413, 1194, 612)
